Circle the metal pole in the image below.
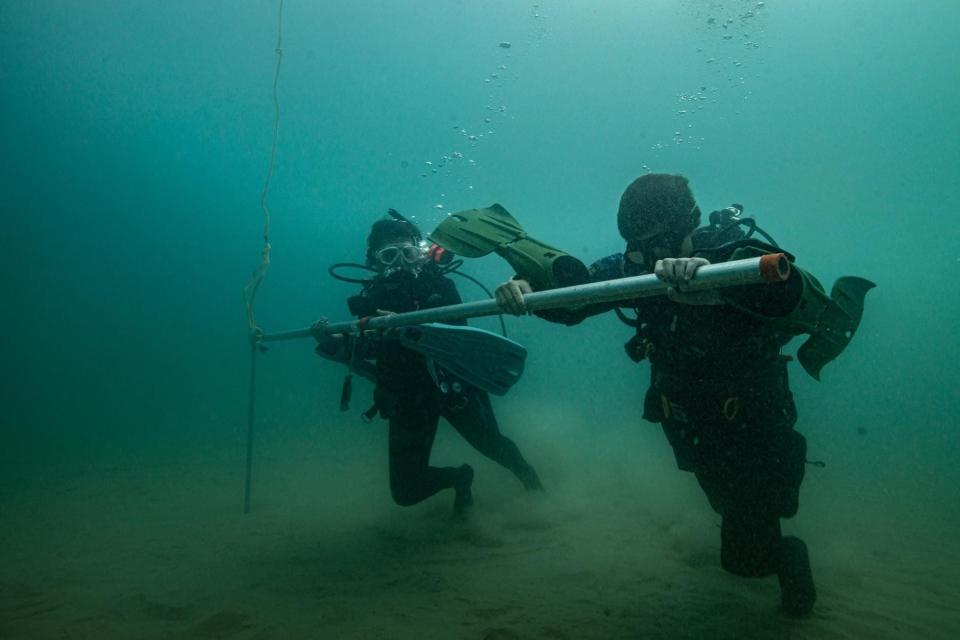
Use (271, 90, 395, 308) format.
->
(243, 333, 258, 513)
(261, 254, 788, 343)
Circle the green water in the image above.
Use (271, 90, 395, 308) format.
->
(2, 1, 958, 638)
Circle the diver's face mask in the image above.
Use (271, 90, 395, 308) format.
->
(622, 203, 698, 274)
(373, 241, 428, 276)
(624, 230, 685, 274)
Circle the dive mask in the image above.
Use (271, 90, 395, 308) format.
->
(374, 241, 427, 274)
(624, 230, 685, 273)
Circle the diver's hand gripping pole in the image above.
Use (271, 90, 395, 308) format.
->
(260, 254, 789, 343)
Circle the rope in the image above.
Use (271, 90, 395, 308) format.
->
(243, 0, 284, 332)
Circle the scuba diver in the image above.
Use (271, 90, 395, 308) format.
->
(314, 210, 544, 517)
(429, 174, 873, 616)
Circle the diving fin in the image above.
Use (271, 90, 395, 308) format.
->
(396, 323, 526, 396)
(722, 244, 875, 380)
(796, 276, 876, 380)
(429, 204, 526, 257)
(429, 204, 589, 291)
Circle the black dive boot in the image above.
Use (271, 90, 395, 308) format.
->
(453, 464, 474, 516)
(778, 536, 816, 616)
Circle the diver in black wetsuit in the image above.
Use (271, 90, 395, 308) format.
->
(316, 214, 543, 516)
(495, 174, 872, 616)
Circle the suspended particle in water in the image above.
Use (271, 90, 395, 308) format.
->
(499, 42, 512, 49)
(468, 135, 478, 141)
(435, 204, 445, 209)
(425, 161, 433, 166)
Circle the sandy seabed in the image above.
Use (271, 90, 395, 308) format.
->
(2, 417, 958, 640)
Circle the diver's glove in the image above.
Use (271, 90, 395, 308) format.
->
(655, 258, 724, 306)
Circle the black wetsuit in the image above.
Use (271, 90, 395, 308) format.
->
(350, 267, 542, 506)
(544, 240, 807, 578)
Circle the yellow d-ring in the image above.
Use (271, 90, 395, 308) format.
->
(722, 396, 740, 421)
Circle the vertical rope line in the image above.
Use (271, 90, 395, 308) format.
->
(243, 0, 284, 331)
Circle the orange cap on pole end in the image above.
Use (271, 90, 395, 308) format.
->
(759, 253, 790, 282)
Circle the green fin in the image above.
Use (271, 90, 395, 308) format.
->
(721, 244, 875, 379)
(795, 276, 875, 380)
(397, 323, 527, 396)
(429, 204, 525, 257)
(429, 204, 589, 290)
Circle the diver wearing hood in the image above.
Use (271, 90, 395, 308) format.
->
(316, 211, 543, 517)
(493, 174, 874, 616)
